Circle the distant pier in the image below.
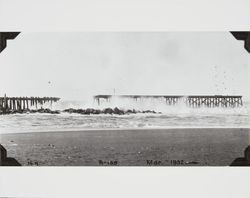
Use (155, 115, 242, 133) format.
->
(0, 95, 60, 112)
(94, 95, 243, 107)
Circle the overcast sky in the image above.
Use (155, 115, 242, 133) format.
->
(0, 32, 250, 100)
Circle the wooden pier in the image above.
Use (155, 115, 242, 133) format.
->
(94, 95, 243, 107)
(0, 95, 60, 112)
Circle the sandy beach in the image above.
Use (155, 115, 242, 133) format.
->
(1, 128, 249, 166)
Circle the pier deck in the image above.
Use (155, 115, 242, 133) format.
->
(94, 95, 243, 107)
(0, 95, 60, 112)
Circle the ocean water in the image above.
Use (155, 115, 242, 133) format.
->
(0, 97, 250, 134)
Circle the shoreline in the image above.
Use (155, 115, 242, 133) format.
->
(1, 126, 250, 135)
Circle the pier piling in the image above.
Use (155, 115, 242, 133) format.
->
(0, 95, 60, 113)
(93, 95, 243, 108)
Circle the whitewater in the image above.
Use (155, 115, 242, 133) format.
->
(0, 97, 250, 133)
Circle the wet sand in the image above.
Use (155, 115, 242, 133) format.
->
(1, 128, 249, 166)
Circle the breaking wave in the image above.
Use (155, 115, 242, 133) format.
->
(1, 97, 250, 133)
(51, 96, 250, 116)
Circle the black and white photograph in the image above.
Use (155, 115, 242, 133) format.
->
(0, 31, 250, 166)
(1, 0, 250, 198)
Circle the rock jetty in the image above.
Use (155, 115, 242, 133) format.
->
(63, 107, 160, 115)
(0, 108, 60, 115)
(0, 107, 160, 115)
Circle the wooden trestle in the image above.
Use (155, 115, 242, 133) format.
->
(0, 95, 60, 112)
(94, 95, 243, 107)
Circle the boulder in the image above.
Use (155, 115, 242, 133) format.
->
(51, 110, 60, 114)
(93, 109, 101, 114)
(63, 108, 75, 113)
(85, 108, 95, 114)
(114, 107, 124, 115)
(126, 109, 133, 114)
(103, 108, 114, 114)
(76, 109, 85, 114)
